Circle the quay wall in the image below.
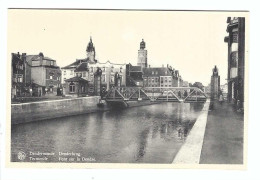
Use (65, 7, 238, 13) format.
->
(11, 96, 102, 125)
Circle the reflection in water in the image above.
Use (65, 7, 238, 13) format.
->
(11, 102, 204, 163)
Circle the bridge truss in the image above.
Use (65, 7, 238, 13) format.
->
(104, 87, 207, 103)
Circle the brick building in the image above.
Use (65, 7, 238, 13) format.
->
(142, 65, 182, 88)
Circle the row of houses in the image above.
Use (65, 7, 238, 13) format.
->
(11, 52, 61, 99)
(11, 37, 188, 99)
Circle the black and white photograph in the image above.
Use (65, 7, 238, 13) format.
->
(6, 9, 248, 167)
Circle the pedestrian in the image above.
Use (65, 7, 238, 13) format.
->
(219, 93, 223, 105)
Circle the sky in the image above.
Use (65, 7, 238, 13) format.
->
(7, 10, 246, 86)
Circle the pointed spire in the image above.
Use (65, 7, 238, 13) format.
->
(87, 36, 95, 52)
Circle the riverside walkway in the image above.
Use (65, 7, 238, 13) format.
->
(200, 101, 244, 164)
(173, 100, 244, 164)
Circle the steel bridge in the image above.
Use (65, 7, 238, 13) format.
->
(104, 87, 207, 104)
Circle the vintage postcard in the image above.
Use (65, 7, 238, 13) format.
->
(5, 9, 248, 169)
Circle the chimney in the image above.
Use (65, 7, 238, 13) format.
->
(22, 53, 27, 61)
(39, 52, 44, 65)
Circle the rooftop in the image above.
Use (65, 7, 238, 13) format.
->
(143, 67, 173, 76)
(74, 62, 88, 72)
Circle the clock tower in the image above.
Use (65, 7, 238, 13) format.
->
(137, 39, 147, 68)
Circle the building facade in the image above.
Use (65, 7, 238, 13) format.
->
(126, 64, 143, 87)
(88, 61, 126, 92)
(224, 17, 245, 110)
(30, 53, 61, 96)
(210, 65, 220, 100)
(61, 59, 85, 84)
(61, 37, 98, 84)
(11, 52, 27, 98)
(142, 65, 181, 88)
(64, 76, 89, 97)
(137, 39, 147, 69)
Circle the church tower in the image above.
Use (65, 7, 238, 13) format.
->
(137, 39, 147, 68)
(210, 65, 220, 100)
(86, 36, 96, 62)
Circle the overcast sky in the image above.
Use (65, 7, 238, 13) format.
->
(8, 10, 247, 85)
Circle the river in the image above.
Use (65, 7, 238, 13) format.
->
(11, 102, 204, 163)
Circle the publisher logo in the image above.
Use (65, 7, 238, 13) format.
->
(17, 151, 26, 161)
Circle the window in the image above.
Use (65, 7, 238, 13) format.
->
(70, 70, 73, 75)
(102, 75, 106, 82)
(120, 67, 122, 73)
(90, 67, 93, 72)
(230, 51, 238, 67)
(57, 76, 60, 81)
(152, 71, 154, 75)
(17, 74, 23, 82)
(90, 75, 94, 82)
(69, 82, 75, 93)
(110, 75, 114, 83)
(83, 72, 86, 77)
(79, 73, 82, 77)
(50, 75, 53, 79)
(232, 32, 238, 43)
(50, 61, 54, 66)
(63, 71, 66, 75)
